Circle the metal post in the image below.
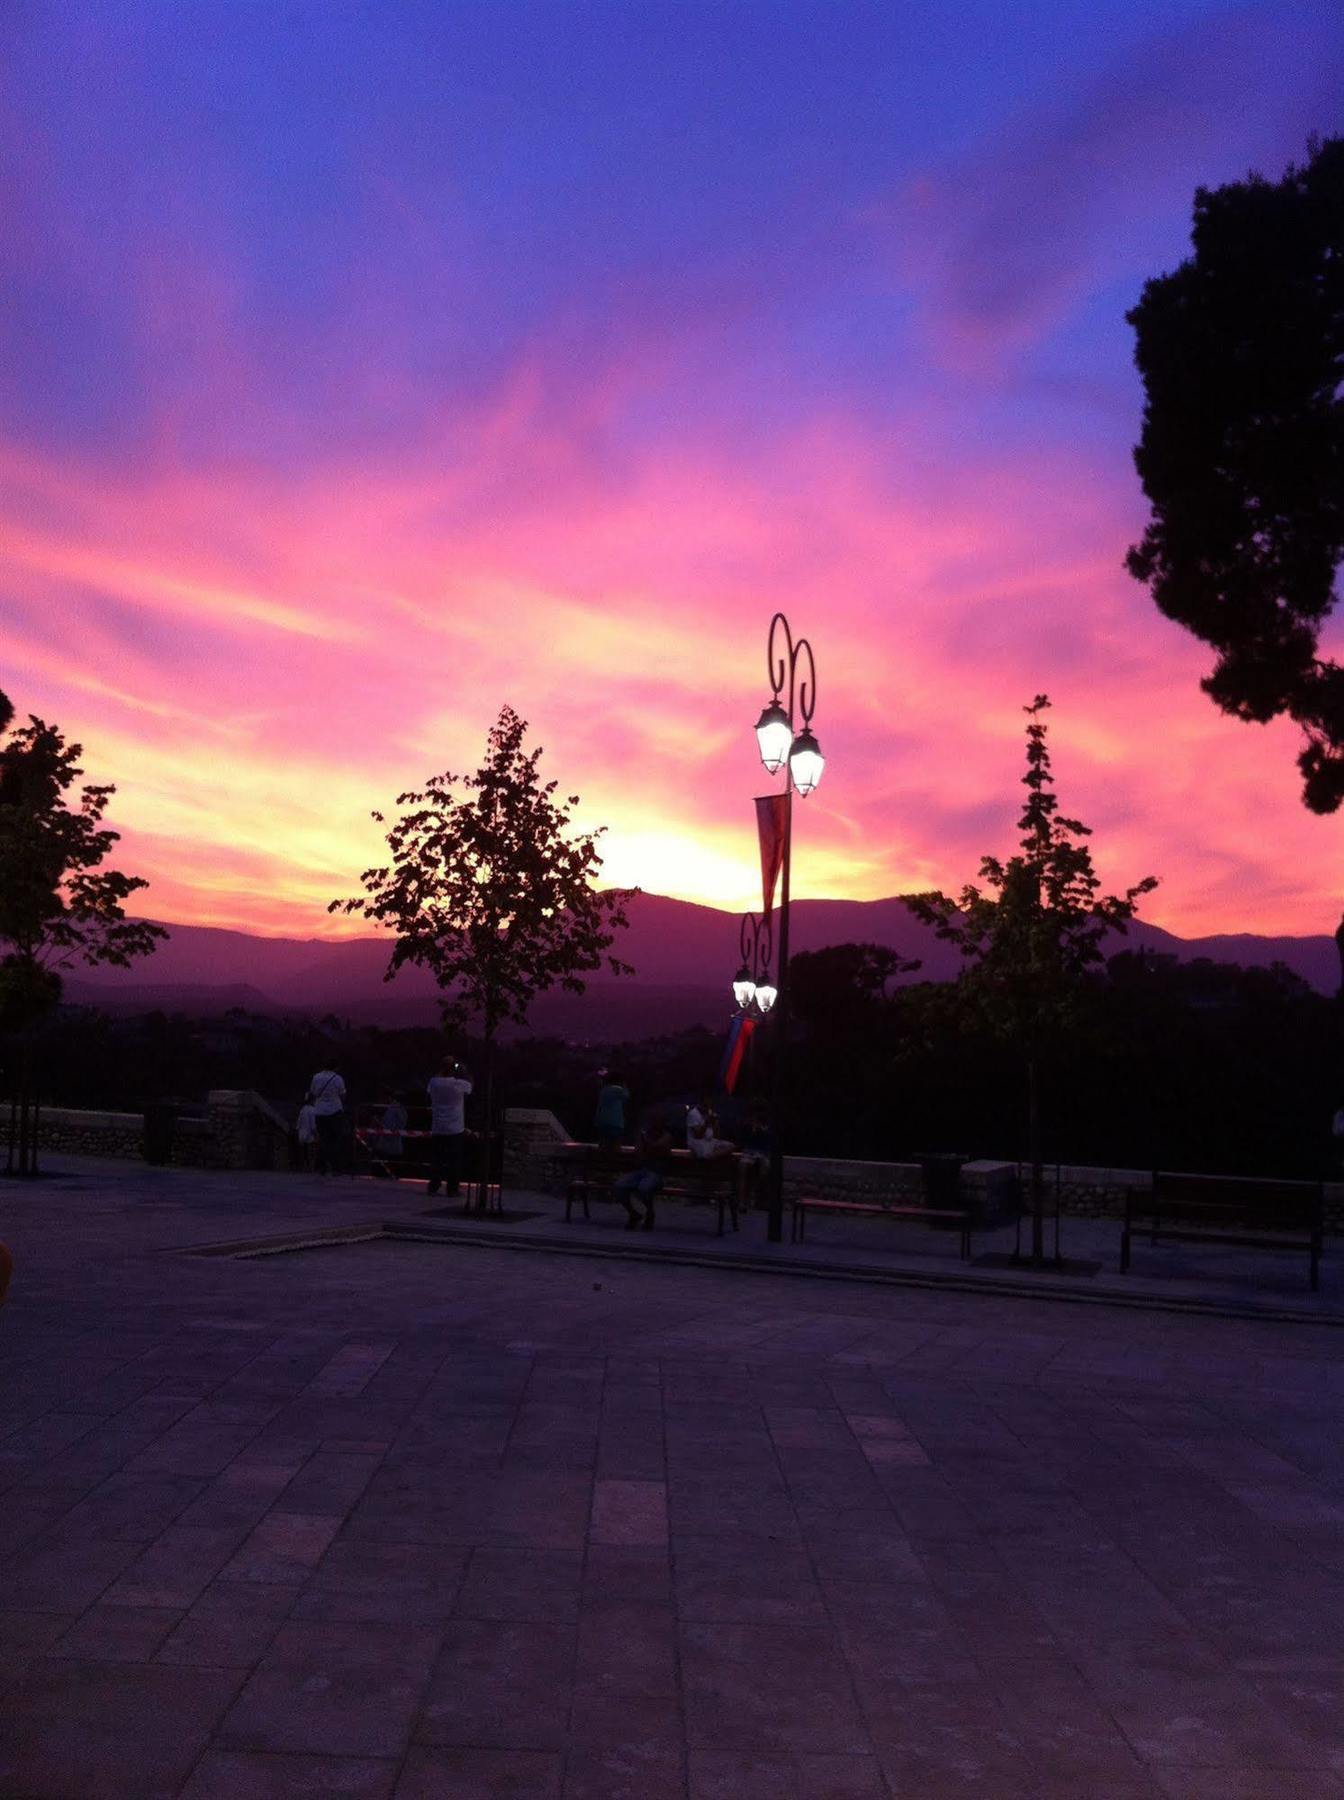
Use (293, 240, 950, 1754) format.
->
(752, 610, 822, 1244)
(767, 782, 793, 1242)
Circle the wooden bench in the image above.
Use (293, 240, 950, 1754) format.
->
(1122, 1172, 1325, 1290)
(564, 1143, 741, 1235)
(791, 1194, 972, 1260)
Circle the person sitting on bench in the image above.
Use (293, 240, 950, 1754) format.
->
(613, 1114, 673, 1230)
(686, 1094, 735, 1160)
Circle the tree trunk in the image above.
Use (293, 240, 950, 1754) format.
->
(478, 1030, 496, 1214)
(1027, 1054, 1044, 1262)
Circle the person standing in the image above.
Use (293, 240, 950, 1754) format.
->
(374, 1089, 408, 1180)
(307, 1065, 346, 1175)
(426, 1058, 473, 1198)
(593, 1072, 630, 1148)
(295, 1098, 318, 1173)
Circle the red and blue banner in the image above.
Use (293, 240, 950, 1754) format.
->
(719, 1012, 757, 1094)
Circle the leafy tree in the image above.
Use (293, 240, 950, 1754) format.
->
(906, 697, 1157, 1261)
(789, 943, 921, 1040)
(331, 704, 634, 1196)
(1127, 136, 1344, 813)
(0, 702, 167, 1175)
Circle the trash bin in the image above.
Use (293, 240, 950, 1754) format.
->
(914, 1152, 968, 1224)
(143, 1099, 180, 1166)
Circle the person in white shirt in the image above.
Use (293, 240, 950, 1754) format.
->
(686, 1094, 735, 1160)
(307, 1067, 347, 1175)
(426, 1058, 473, 1198)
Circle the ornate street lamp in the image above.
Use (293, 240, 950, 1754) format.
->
(733, 911, 773, 1015)
(754, 699, 793, 776)
(751, 611, 825, 1241)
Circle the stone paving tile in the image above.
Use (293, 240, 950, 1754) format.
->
(56, 1470, 209, 1543)
(1149, 1770, 1344, 1798)
(673, 1534, 827, 1622)
(103, 1523, 247, 1608)
(178, 1748, 398, 1798)
(1081, 1664, 1329, 1769)
(157, 1579, 298, 1668)
(590, 1476, 669, 1546)
(562, 1745, 685, 1799)
(680, 1620, 870, 1754)
(218, 1620, 442, 1756)
(687, 1750, 889, 1798)
(220, 1509, 344, 1584)
(0, 1606, 76, 1689)
(575, 1600, 678, 1697)
(392, 1745, 563, 1798)
(416, 1619, 576, 1750)
(52, 1600, 182, 1661)
(582, 1543, 674, 1603)
(455, 1547, 585, 1621)
(175, 1458, 313, 1532)
(4, 1524, 146, 1611)
(274, 1449, 383, 1515)
(291, 1539, 469, 1624)
(872, 1722, 1038, 1799)
(0, 1658, 245, 1800)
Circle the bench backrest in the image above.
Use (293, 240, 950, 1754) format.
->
(1147, 1172, 1322, 1229)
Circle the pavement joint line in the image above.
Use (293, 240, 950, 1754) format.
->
(170, 1217, 1344, 1330)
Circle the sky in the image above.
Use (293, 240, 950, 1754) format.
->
(1, 1, 1341, 941)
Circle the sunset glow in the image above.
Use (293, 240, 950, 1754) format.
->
(2, 4, 1341, 938)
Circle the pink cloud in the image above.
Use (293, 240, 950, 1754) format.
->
(3, 352, 1342, 944)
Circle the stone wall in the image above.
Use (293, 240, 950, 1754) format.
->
(497, 1112, 1344, 1233)
(0, 1105, 146, 1161)
(499, 1110, 1019, 1223)
(201, 1090, 294, 1171)
(9, 1096, 1343, 1233)
(1, 1091, 294, 1171)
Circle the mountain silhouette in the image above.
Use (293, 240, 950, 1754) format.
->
(60, 891, 1341, 1035)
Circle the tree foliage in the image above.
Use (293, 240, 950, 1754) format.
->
(789, 942, 920, 1044)
(1127, 136, 1344, 811)
(331, 704, 634, 1039)
(0, 703, 167, 1023)
(905, 697, 1157, 1049)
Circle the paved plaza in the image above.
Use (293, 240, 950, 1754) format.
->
(2, 1159, 1344, 1798)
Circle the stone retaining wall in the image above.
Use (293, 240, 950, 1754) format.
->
(498, 1111, 1344, 1234)
(500, 1109, 1019, 1223)
(1, 1091, 293, 1171)
(9, 1095, 1343, 1232)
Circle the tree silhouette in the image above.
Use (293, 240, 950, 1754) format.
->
(0, 704, 167, 1175)
(1127, 136, 1344, 814)
(331, 704, 634, 1196)
(906, 697, 1156, 1261)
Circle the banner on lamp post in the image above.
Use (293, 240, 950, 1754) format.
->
(718, 1012, 757, 1094)
(755, 793, 788, 919)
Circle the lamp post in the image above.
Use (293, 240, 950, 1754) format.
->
(733, 911, 776, 1016)
(753, 611, 825, 1241)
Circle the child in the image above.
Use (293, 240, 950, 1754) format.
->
(296, 1100, 317, 1172)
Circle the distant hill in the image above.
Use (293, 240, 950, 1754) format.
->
(60, 891, 1342, 1036)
